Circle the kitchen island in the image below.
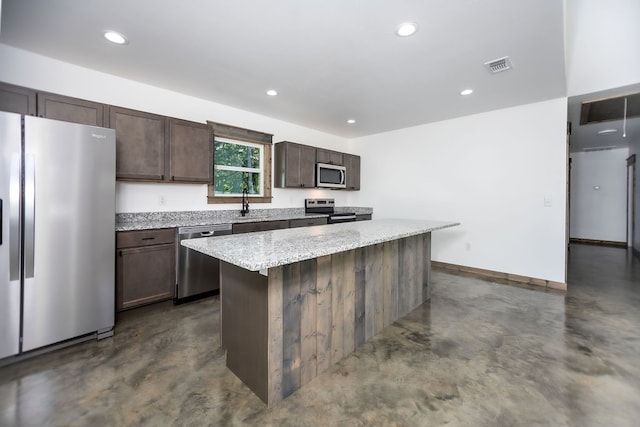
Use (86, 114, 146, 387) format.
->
(182, 219, 459, 406)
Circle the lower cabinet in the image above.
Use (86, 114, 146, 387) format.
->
(356, 214, 372, 221)
(232, 220, 290, 234)
(289, 217, 328, 228)
(116, 228, 176, 311)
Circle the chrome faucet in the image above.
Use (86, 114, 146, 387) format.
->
(241, 189, 249, 217)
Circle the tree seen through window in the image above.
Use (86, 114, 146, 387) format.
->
(214, 138, 263, 196)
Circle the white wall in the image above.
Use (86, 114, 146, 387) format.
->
(569, 148, 629, 242)
(351, 98, 568, 283)
(0, 43, 355, 212)
(0, 44, 570, 282)
(565, 0, 640, 96)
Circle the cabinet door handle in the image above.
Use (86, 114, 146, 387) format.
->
(171, 176, 175, 181)
(141, 237, 156, 241)
(119, 250, 123, 257)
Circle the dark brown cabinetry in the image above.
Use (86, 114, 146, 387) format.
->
(168, 118, 212, 183)
(274, 141, 360, 191)
(343, 153, 361, 191)
(0, 82, 36, 115)
(232, 220, 290, 234)
(0, 84, 105, 126)
(289, 217, 328, 228)
(109, 106, 212, 183)
(109, 106, 167, 181)
(116, 228, 176, 311)
(37, 92, 105, 126)
(274, 141, 316, 188)
(316, 148, 343, 165)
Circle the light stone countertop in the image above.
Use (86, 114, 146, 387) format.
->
(181, 219, 460, 272)
(115, 207, 373, 231)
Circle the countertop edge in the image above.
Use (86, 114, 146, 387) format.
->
(115, 208, 373, 231)
(181, 220, 460, 272)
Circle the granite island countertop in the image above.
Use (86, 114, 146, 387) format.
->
(181, 218, 460, 271)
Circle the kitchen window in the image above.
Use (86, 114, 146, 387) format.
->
(213, 138, 263, 196)
(207, 121, 273, 204)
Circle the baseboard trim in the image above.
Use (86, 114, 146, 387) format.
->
(432, 261, 567, 291)
(569, 238, 627, 248)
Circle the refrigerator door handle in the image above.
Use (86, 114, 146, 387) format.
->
(10, 154, 20, 281)
(0, 198, 3, 246)
(25, 154, 35, 279)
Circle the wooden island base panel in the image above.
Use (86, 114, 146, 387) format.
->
(221, 233, 431, 406)
(181, 218, 460, 405)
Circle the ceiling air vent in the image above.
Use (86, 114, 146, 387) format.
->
(484, 56, 512, 73)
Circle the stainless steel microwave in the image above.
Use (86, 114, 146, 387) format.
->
(316, 163, 346, 188)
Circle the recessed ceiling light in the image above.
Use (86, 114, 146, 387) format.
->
(395, 22, 418, 37)
(597, 129, 618, 135)
(266, 89, 278, 96)
(460, 89, 473, 96)
(104, 31, 128, 45)
(347, 119, 356, 124)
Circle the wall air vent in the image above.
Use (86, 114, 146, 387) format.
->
(484, 56, 512, 73)
(584, 146, 617, 152)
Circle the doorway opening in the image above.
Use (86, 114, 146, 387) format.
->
(628, 154, 636, 249)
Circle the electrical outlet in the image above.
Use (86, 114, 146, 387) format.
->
(159, 195, 166, 205)
(465, 242, 471, 251)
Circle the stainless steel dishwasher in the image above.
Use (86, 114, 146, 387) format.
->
(175, 223, 232, 304)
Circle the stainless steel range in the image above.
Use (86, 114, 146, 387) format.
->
(305, 198, 357, 223)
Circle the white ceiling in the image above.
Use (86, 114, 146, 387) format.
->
(0, 0, 567, 138)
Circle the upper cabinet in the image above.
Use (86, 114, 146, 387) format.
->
(109, 106, 167, 181)
(274, 141, 360, 191)
(274, 141, 316, 188)
(316, 148, 343, 165)
(109, 107, 212, 183)
(168, 119, 212, 183)
(0, 82, 36, 115)
(0, 83, 104, 126)
(343, 153, 361, 191)
(37, 92, 105, 126)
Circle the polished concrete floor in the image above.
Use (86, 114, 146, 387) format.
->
(1, 243, 639, 426)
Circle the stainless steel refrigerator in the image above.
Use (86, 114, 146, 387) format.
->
(0, 111, 116, 362)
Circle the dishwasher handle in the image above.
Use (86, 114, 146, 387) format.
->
(178, 223, 233, 236)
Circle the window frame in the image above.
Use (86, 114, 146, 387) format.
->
(207, 121, 273, 204)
